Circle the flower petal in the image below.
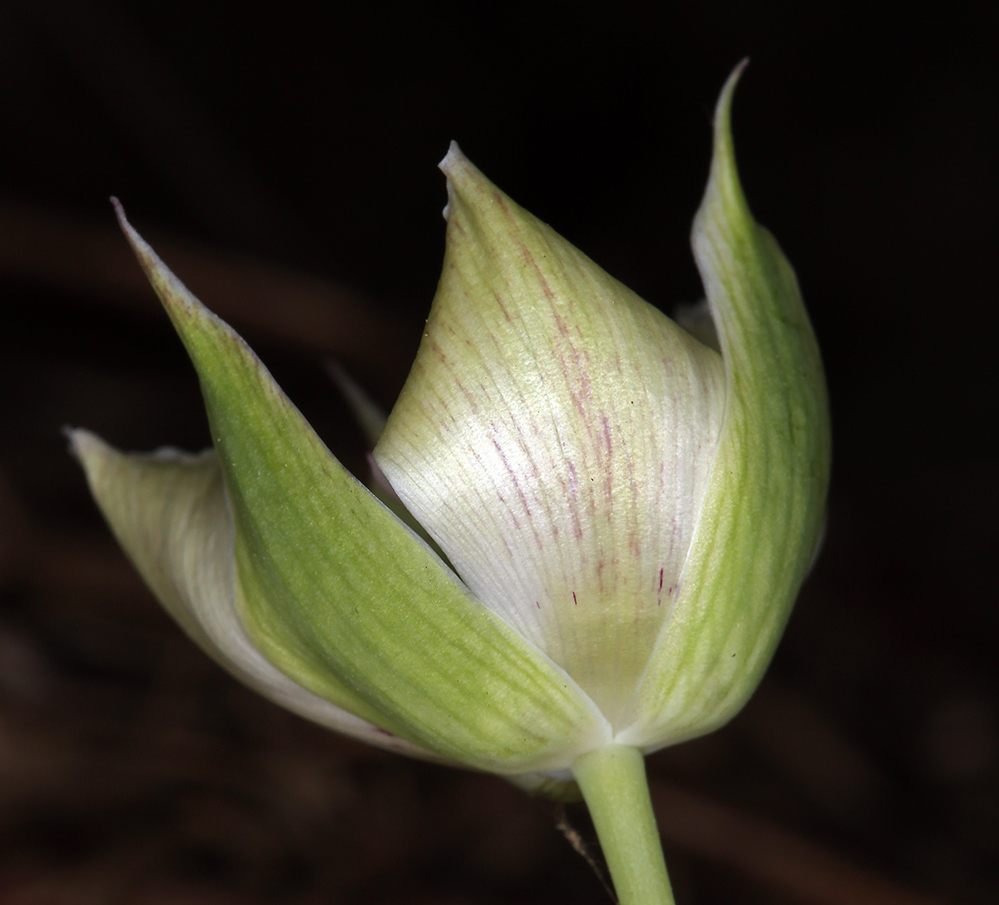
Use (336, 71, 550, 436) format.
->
(100, 205, 610, 773)
(374, 146, 725, 730)
(69, 429, 444, 762)
(620, 64, 832, 748)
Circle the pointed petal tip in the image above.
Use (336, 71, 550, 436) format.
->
(110, 201, 222, 335)
(693, 60, 753, 248)
(437, 140, 465, 174)
(64, 425, 102, 462)
(110, 196, 145, 256)
(439, 141, 466, 220)
(714, 59, 749, 146)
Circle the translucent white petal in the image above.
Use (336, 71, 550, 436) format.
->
(69, 428, 453, 764)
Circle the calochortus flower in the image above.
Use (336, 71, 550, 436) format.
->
(72, 67, 829, 905)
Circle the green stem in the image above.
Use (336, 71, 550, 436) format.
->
(572, 744, 674, 905)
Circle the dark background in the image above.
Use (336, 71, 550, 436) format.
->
(1, 2, 996, 903)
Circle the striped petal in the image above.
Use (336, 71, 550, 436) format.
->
(374, 146, 725, 731)
(620, 65, 831, 748)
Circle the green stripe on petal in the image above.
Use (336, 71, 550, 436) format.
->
(109, 206, 609, 773)
(374, 145, 726, 731)
(621, 65, 832, 748)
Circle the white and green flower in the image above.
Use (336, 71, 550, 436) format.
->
(72, 67, 829, 904)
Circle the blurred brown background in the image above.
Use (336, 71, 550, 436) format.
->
(1, 2, 996, 903)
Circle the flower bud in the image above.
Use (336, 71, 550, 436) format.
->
(71, 67, 829, 795)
